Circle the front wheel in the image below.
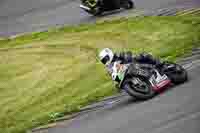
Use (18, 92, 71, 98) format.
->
(123, 78, 156, 100)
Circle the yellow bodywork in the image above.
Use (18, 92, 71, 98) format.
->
(86, 0, 98, 8)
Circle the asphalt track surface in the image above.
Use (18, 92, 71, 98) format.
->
(0, 0, 200, 37)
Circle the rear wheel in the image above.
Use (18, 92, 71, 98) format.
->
(169, 65, 188, 84)
(123, 78, 156, 100)
(121, 0, 134, 9)
(89, 7, 103, 16)
(163, 62, 188, 84)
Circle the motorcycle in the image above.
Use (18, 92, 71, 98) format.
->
(80, 0, 134, 16)
(112, 61, 188, 100)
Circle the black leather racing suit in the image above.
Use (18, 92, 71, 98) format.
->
(114, 51, 161, 65)
(106, 51, 162, 79)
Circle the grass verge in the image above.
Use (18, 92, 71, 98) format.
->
(0, 16, 200, 133)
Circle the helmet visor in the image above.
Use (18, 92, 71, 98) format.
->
(101, 55, 110, 65)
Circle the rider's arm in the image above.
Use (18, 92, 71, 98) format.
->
(115, 51, 133, 64)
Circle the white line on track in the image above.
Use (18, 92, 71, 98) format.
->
(183, 59, 200, 70)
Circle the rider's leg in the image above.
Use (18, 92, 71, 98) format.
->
(135, 53, 162, 66)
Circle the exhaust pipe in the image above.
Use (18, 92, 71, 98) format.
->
(80, 4, 91, 11)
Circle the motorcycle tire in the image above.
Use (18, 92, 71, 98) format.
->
(169, 65, 188, 84)
(90, 7, 103, 16)
(121, 0, 134, 9)
(123, 78, 156, 100)
(163, 62, 188, 85)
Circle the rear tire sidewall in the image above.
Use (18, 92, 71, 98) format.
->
(169, 68, 188, 84)
(123, 78, 156, 100)
(121, 0, 134, 9)
(164, 63, 188, 84)
(91, 7, 103, 16)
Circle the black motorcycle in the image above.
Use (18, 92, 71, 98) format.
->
(112, 61, 188, 100)
(80, 0, 134, 16)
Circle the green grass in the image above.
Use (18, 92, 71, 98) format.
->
(0, 16, 200, 133)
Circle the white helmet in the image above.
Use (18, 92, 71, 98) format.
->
(99, 48, 114, 65)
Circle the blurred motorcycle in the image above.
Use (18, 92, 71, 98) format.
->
(80, 0, 134, 16)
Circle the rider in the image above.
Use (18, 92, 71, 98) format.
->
(98, 48, 163, 81)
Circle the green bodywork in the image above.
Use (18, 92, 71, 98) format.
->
(118, 70, 125, 81)
(117, 65, 127, 82)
